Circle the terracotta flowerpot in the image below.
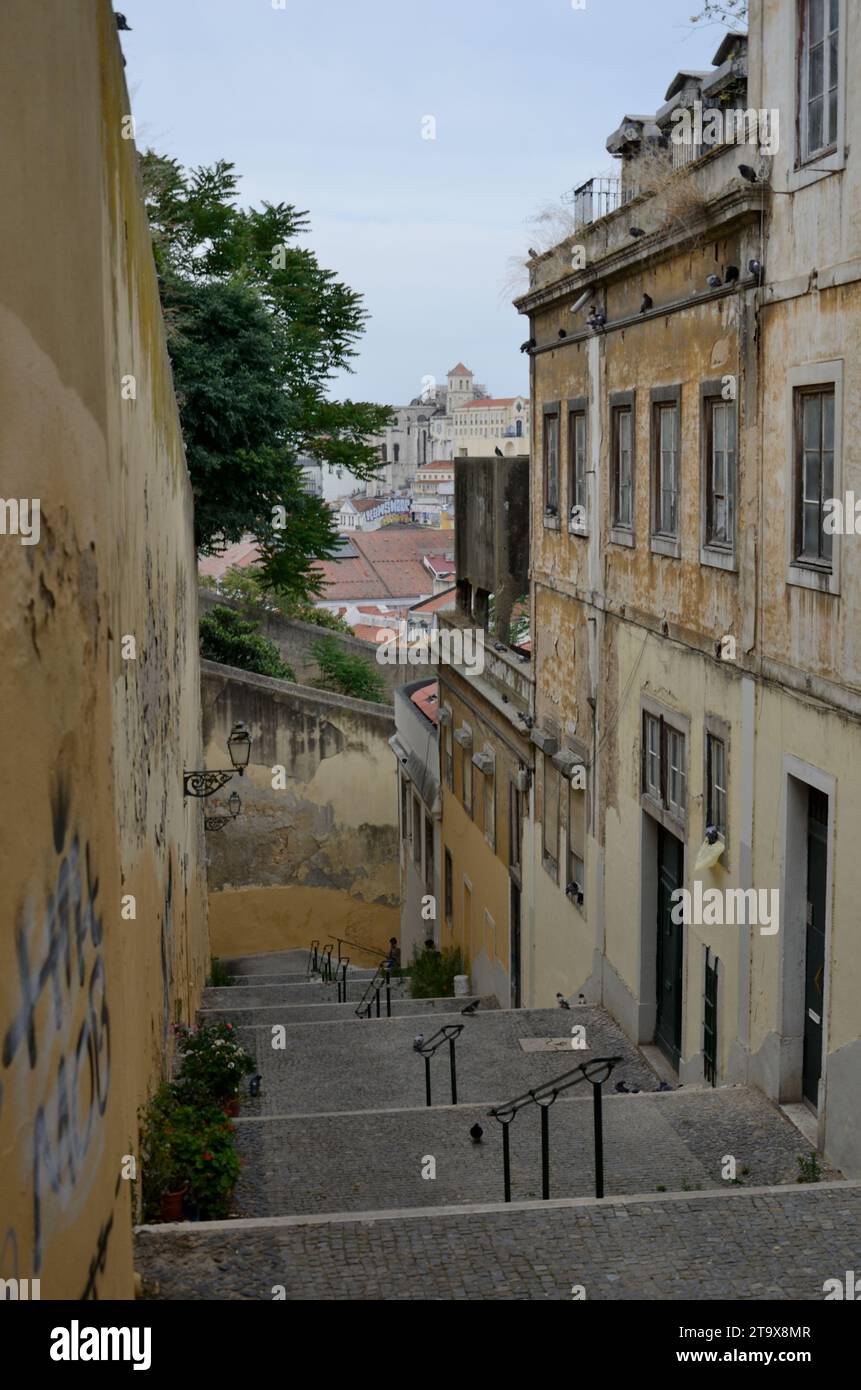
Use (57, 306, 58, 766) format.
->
(159, 1187, 186, 1222)
(222, 1097, 240, 1118)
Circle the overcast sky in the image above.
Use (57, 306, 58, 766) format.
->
(123, 0, 729, 407)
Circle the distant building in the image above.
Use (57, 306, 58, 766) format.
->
(391, 678, 442, 963)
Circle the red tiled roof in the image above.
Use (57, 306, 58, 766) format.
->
(417, 460, 454, 472)
(410, 679, 440, 725)
(198, 538, 262, 578)
(423, 554, 455, 576)
(410, 586, 456, 614)
(313, 527, 454, 601)
(353, 623, 395, 645)
(459, 397, 519, 410)
(448, 363, 472, 376)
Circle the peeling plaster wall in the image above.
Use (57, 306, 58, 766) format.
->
(0, 0, 209, 1298)
(201, 662, 399, 958)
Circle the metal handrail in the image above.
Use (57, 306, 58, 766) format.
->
(336, 935, 390, 963)
(488, 1055, 622, 1202)
(320, 942, 334, 982)
(354, 963, 392, 1018)
(306, 939, 320, 978)
(415, 1024, 464, 1106)
(336, 956, 350, 1003)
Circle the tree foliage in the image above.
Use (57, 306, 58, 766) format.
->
(689, 0, 747, 25)
(310, 636, 386, 704)
(201, 565, 352, 632)
(200, 604, 295, 681)
(140, 152, 391, 599)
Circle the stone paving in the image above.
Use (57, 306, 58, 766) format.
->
(208, 995, 497, 1026)
(202, 979, 411, 1012)
(228, 1006, 659, 1115)
(230, 1086, 835, 1218)
(135, 1182, 861, 1300)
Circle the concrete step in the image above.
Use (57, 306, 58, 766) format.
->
(226, 1007, 660, 1116)
(134, 1180, 861, 1301)
(201, 977, 412, 1013)
(201, 994, 495, 1025)
(225, 969, 381, 987)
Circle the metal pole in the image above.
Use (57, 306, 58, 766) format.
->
(386, 971, 391, 1017)
(593, 1080, 605, 1200)
(375, 986, 381, 1018)
(540, 1104, 550, 1200)
(502, 1123, 511, 1203)
(425, 1056, 432, 1108)
(449, 1036, 457, 1105)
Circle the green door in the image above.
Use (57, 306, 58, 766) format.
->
(803, 788, 828, 1108)
(656, 826, 685, 1068)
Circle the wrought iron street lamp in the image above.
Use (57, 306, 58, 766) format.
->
(184, 722, 253, 799)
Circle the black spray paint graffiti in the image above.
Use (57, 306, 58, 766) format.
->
(1, 783, 110, 1275)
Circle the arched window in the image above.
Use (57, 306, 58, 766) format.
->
(380, 444, 387, 463)
(393, 444, 400, 462)
(516, 419, 523, 437)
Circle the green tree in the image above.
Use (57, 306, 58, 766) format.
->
(201, 565, 353, 633)
(140, 152, 391, 599)
(311, 636, 386, 704)
(200, 604, 295, 681)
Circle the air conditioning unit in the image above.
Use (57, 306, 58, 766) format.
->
(514, 767, 531, 793)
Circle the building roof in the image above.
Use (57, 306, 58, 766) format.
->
(409, 586, 456, 615)
(423, 553, 455, 577)
(410, 679, 440, 726)
(447, 362, 473, 377)
(313, 527, 456, 601)
(459, 396, 521, 410)
(198, 538, 262, 578)
(350, 496, 384, 512)
(417, 460, 454, 472)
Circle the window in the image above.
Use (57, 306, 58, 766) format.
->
(568, 401, 587, 530)
(483, 764, 495, 850)
(400, 775, 409, 843)
(509, 780, 522, 872)
(543, 405, 560, 518)
(794, 386, 835, 568)
(393, 444, 400, 463)
(424, 813, 434, 892)
(462, 746, 473, 815)
(801, 0, 840, 162)
(611, 404, 634, 530)
(704, 396, 736, 549)
(706, 733, 727, 839)
(642, 710, 687, 821)
(543, 757, 560, 876)
(567, 782, 586, 905)
(652, 398, 680, 538)
(412, 795, 423, 865)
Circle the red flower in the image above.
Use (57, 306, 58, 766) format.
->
(226, 1023, 233, 1030)
(203, 1152, 212, 1161)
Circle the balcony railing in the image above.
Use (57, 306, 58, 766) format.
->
(561, 176, 637, 229)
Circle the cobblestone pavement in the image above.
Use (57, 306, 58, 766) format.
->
(221, 970, 380, 988)
(202, 979, 411, 1012)
(229, 1007, 659, 1115)
(231, 1087, 836, 1218)
(206, 995, 497, 1026)
(135, 1182, 861, 1300)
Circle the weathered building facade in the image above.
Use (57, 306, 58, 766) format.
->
(516, 1, 861, 1177)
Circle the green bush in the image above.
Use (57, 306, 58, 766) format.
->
(206, 565, 352, 633)
(137, 1084, 241, 1221)
(173, 1020, 257, 1105)
(200, 604, 295, 680)
(207, 957, 234, 987)
(408, 944, 467, 999)
(311, 634, 385, 703)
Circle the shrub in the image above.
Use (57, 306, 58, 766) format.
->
(173, 1020, 257, 1104)
(207, 565, 352, 632)
(200, 604, 295, 680)
(311, 635, 385, 703)
(138, 1085, 240, 1221)
(207, 957, 234, 987)
(408, 944, 467, 999)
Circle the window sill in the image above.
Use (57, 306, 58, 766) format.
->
(610, 526, 635, 548)
(700, 545, 737, 572)
(650, 535, 681, 560)
(542, 854, 559, 882)
(543, 515, 561, 531)
(786, 562, 838, 596)
(568, 523, 589, 538)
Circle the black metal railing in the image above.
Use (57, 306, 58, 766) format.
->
(488, 1055, 622, 1202)
(319, 942, 334, 982)
(704, 950, 719, 1086)
(336, 956, 350, 1003)
(336, 936, 390, 964)
(306, 939, 320, 978)
(415, 1024, 464, 1106)
(354, 963, 392, 1019)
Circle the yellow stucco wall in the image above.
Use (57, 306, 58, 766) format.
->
(0, 0, 209, 1297)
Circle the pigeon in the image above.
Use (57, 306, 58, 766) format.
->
(724, 264, 739, 283)
(249, 1074, 262, 1097)
(629, 227, 646, 238)
(738, 164, 758, 184)
(528, 247, 539, 258)
(577, 992, 586, 1006)
(657, 1081, 673, 1092)
(639, 293, 653, 314)
(116, 12, 132, 29)
(461, 999, 480, 1015)
(413, 1034, 425, 1053)
(520, 337, 536, 354)
(556, 993, 571, 1010)
(748, 258, 764, 282)
(707, 274, 723, 289)
(557, 328, 567, 339)
(470, 1122, 484, 1143)
(615, 1080, 630, 1093)
(494, 446, 503, 457)
(586, 308, 606, 332)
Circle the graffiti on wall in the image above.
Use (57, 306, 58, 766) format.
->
(0, 780, 111, 1277)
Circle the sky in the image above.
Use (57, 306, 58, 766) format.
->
(123, 0, 730, 408)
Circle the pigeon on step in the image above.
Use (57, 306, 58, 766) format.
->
(556, 993, 571, 1010)
(413, 1034, 425, 1053)
(470, 1123, 483, 1144)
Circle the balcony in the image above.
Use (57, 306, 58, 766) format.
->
(561, 175, 637, 229)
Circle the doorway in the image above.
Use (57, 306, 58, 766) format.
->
(510, 881, 521, 1008)
(655, 825, 684, 1067)
(803, 786, 828, 1108)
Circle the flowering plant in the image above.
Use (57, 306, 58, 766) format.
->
(138, 1084, 241, 1220)
(174, 1020, 257, 1103)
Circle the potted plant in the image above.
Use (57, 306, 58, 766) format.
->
(138, 1085, 188, 1223)
(173, 1021, 257, 1112)
(138, 1085, 243, 1222)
